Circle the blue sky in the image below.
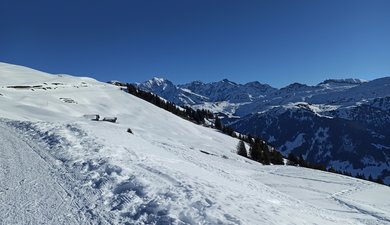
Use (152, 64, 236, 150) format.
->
(1, 0, 389, 87)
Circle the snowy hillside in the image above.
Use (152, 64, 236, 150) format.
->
(1, 62, 390, 224)
(137, 76, 390, 185)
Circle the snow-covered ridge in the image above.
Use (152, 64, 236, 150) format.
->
(144, 77, 171, 88)
(1, 62, 390, 224)
(137, 77, 276, 110)
(0, 62, 99, 86)
(319, 78, 367, 85)
(136, 76, 373, 117)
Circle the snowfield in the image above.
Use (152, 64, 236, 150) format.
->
(1, 62, 390, 225)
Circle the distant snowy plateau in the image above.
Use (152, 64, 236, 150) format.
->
(1, 62, 390, 225)
(137, 75, 390, 186)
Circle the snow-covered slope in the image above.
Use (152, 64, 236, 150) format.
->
(1, 62, 390, 224)
(137, 76, 390, 185)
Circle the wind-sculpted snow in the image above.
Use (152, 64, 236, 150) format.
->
(1, 62, 390, 224)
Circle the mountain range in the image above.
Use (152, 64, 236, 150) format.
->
(136, 77, 390, 184)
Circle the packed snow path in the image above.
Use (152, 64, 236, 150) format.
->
(0, 124, 82, 225)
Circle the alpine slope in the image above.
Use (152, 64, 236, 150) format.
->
(137, 76, 390, 185)
(1, 62, 390, 225)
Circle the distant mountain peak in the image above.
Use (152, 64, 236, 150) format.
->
(150, 77, 168, 85)
(142, 77, 175, 89)
(192, 80, 204, 85)
(280, 82, 309, 91)
(220, 78, 237, 85)
(184, 80, 205, 86)
(319, 78, 367, 85)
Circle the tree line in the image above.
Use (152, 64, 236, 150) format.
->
(123, 83, 386, 185)
(125, 83, 284, 164)
(236, 139, 284, 165)
(126, 84, 214, 124)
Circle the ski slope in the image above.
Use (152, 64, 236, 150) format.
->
(1, 62, 390, 224)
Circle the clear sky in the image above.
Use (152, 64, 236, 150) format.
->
(1, 0, 389, 87)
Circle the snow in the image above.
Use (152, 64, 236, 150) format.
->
(314, 127, 330, 142)
(372, 143, 390, 150)
(1, 62, 390, 224)
(280, 133, 306, 153)
(192, 101, 247, 118)
(281, 102, 339, 118)
(328, 160, 390, 180)
(146, 77, 167, 87)
(0, 124, 81, 225)
(328, 160, 352, 171)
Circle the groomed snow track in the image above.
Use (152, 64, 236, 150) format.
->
(0, 122, 111, 225)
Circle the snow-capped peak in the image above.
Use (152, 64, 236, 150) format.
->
(147, 77, 169, 86)
(318, 78, 367, 86)
(140, 77, 176, 91)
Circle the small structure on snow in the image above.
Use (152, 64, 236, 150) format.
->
(83, 114, 100, 121)
(103, 117, 117, 123)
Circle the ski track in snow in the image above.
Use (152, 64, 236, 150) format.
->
(0, 122, 116, 225)
(0, 123, 81, 225)
(329, 182, 390, 224)
(263, 167, 390, 225)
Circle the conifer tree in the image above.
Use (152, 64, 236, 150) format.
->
(270, 150, 284, 165)
(247, 134, 253, 144)
(262, 149, 270, 165)
(237, 140, 247, 157)
(287, 152, 298, 166)
(355, 173, 366, 180)
(376, 177, 384, 184)
(215, 117, 222, 130)
(249, 143, 261, 162)
(298, 155, 307, 167)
